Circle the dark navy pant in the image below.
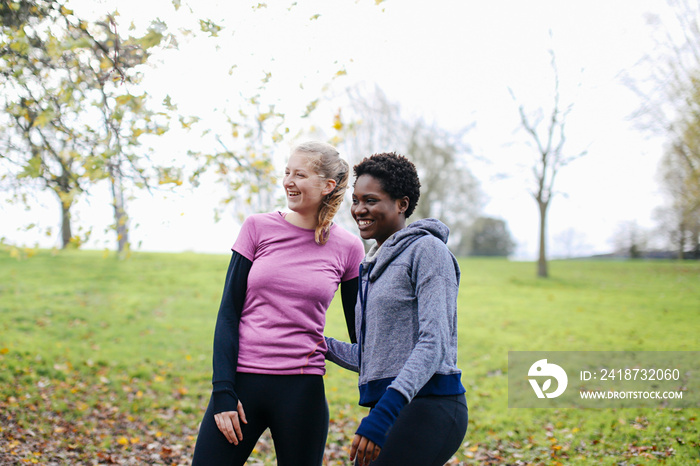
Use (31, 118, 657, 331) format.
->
(362, 394, 468, 466)
(192, 373, 328, 466)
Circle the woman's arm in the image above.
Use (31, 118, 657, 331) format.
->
(211, 250, 252, 415)
(324, 336, 360, 373)
(324, 277, 360, 370)
(340, 277, 358, 343)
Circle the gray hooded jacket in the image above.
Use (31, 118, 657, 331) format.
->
(325, 218, 465, 407)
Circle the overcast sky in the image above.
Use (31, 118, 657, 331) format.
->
(1, 0, 677, 258)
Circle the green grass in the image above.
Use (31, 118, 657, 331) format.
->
(1, 247, 698, 465)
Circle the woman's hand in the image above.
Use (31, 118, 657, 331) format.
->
(214, 401, 247, 444)
(350, 434, 381, 464)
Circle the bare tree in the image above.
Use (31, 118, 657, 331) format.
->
(625, 0, 700, 258)
(625, 0, 700, 137)
(510, 50, 586, 277)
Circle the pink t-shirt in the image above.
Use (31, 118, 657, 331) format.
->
(232, 212, 365, 375)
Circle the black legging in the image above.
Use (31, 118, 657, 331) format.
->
(192, 373, 329, 466)
(364, 394, 468, 466)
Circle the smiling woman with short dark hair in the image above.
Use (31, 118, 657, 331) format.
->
(353, 152, 421, 219)
(325, 152, 469, 466)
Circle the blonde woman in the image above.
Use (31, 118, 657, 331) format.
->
(192, 141, 365, 465)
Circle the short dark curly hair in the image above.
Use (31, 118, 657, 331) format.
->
(353, 152, 421, 218)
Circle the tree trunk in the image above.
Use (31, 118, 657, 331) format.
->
(537, 199, 549, 278)
(677, 220, 686, 260)
(111, 176, 129, 254)
(60, 199, 72, 249)
(52, 182, 74, 249)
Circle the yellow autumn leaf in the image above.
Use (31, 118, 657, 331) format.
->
(117, 437, 129, 445)
(34, 109, 53, 127)
(333, 111, 343, 131)
(115, 95, 131, 106)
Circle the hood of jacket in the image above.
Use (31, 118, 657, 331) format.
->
(366, 218, 450, 280)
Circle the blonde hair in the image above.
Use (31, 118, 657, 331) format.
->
(291, 141, 349, 245)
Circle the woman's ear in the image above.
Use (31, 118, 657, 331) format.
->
(322, 178, 337, 196)
(397, 196, 410, 215)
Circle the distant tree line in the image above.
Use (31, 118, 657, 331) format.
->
(6, 0, 698, 266)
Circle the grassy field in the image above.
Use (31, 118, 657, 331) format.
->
(0, 246, 698, 465)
